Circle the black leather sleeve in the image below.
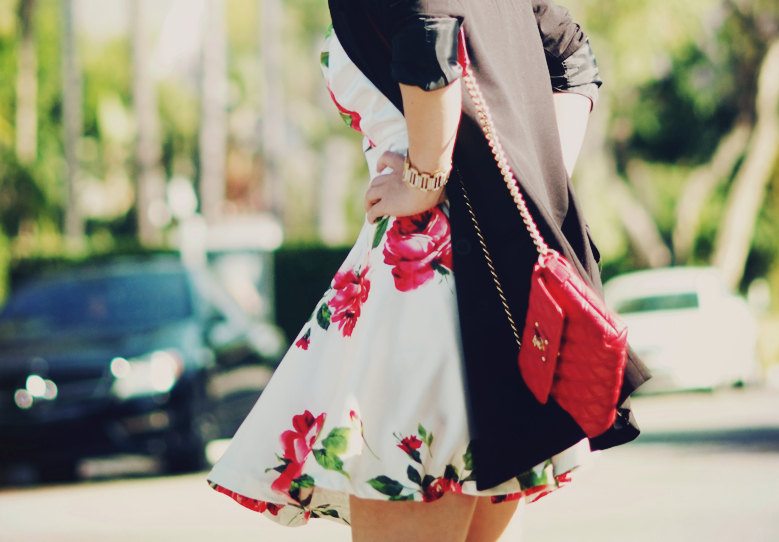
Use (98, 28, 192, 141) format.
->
(369, 0, 464, 91)
(389, 15, 463, 91)
(546, 39, 602, 108)
(533, 0, 586, 58)
(533, 1, 602, 107)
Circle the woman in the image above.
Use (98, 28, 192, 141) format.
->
(207, 1, 651, 540)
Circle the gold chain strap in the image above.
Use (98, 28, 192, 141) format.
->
(456, 169, 522, 348)
(455, 65, 552, 349)
(461, 69, 550, 256)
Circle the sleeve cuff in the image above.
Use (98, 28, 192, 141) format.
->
(390, 16, 463, 91)
(547, 39, 603, 107)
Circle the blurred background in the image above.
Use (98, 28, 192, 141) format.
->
(0, 0, 778, 541)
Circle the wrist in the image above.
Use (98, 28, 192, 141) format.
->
(402, 154, 451, 192)
(406, 149, 453, 174)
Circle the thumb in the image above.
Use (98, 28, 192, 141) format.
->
(376, 150, 405, 174)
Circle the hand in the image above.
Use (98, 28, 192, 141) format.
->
(364, 151, 447, 224)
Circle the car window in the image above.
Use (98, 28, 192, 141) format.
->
(614, 292, 699, 314)
(0, 270, 193, 337)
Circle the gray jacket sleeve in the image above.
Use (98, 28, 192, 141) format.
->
(533, 0, 602, 108)
(371, 0, 464, 91)
(389, 15, 463, 91)
(377, 0, 602, 104)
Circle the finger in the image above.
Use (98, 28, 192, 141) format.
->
(364, 183, 384, 212)
(368, 172, 390, 188)
(376, 150, 405, 174)
(364, 193, 381, 214)
(367, 200, 387, 224)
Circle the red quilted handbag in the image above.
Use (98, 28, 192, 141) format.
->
(456, 38, 629, 438)
(518, 251, 628, 437)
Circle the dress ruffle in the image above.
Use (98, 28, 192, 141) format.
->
(207, 404, 582, 528)
(208, 468, 576, 527)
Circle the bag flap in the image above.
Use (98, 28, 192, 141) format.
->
(518, 273, 565, 404)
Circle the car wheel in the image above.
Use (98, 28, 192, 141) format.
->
(163, 380, 215, 474)
(164, 439, 207, 473)
(38, 459, 79, 483)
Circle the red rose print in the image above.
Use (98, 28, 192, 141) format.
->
(382, 207, 453, 292)
(327, 87, 363, 132)
(491, 492, 521, 504)
(448, 479, 463, 495)
(270, 463, 302, 497)
(295, 329, 311, 350)
(282, 410, 326, 464)
(528, 489, 554, 503)
(271, 410, 326, 497)
(210, 482, 287, 516)
(397, 435, 423, 456)
(327, 266, 371, 337)
(265, 502, 282, 516)
(422, 477, 452, 502)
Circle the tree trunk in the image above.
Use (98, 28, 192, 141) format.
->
(199, 0, 228, 223)
(713, 40, 779, 289)
(672, 121, 751, 262)
(132, 0, 166, 246)
(260, 0, 286, 222)
(15, 0, 37, 164)
(60, 0, 84, 243)
(576, 96, 671, 269)
(609, 178, 672, 268)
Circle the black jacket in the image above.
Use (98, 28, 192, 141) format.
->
(329, 0, 652, 490)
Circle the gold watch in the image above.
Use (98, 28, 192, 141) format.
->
(402, 155, 451, 192)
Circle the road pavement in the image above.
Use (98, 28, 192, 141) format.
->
(2, 387, 778, 542)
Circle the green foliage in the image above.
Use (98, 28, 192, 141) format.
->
(570, 0, 779, 290)
(0, 149, 47, 236)
(321, 427, 350, 454)
(30, 2, 66, 207)
(1, 0, 777, 313)
(367, 475, 405, 497)
(743, 178, 779, 291)
(573, 0, 718, 88)
(627, 44, 739, 164)
(372, 216, 389, 248)
(0, 18, 16, 147)
(0, 232, 10, 302)
(316, 301, 332, 330)
(312, 448, 345, 474)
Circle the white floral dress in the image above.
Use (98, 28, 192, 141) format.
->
(205, 25, 591, 528)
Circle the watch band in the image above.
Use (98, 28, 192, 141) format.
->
(402, 155, 451, 191)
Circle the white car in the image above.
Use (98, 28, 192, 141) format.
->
(603, 266, 761, 392)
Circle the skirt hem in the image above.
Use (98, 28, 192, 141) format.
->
(206, 467, 576, 528)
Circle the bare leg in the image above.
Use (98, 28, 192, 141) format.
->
(465, 496, 520, 542)
(349, 492, 478, 542)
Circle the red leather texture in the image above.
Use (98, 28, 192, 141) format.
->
(518, 250, 628, 438)
(519, 275, 564, 404)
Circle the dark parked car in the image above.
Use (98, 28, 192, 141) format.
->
(0, 257, 286, 481)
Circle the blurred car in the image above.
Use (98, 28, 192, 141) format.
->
(604, 266, 761, 392)
(0, 256, 286, 481)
